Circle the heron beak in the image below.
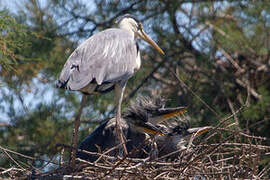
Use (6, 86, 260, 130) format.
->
(143, 128, 165, 136)
(162, 109, 188, 119)
(139, 29, 165, 55)
(134, 122, 165, 136)
(148, 107, 187, 125)
(187, 127, 211, 137)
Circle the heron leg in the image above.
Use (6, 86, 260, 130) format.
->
(115, 82, 128, 156)
(71, 94, 88, 167)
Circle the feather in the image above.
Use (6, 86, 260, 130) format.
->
(57, 28, 139, 92)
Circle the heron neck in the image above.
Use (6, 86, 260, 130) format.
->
(119, 24, 136, 39)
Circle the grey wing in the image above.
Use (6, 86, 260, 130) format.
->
(58, 28, 138, 90)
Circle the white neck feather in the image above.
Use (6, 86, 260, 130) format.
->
(118, 19, 136, 39)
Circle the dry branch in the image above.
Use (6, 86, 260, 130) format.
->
(1, 125, 269, 179)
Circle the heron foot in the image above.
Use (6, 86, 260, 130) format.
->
(115, 114, 128, 156)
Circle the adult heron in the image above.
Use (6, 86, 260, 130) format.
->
(56, 14, 165, 156)
(77, 96, 209, 162)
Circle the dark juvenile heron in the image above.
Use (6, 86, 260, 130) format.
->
(77, 97, 209, 162)
(57, 14, 164, 155)
(154, 123, 210, 159)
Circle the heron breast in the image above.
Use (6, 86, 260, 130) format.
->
(135, 51, 141, 71)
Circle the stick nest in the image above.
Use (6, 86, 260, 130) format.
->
(1, 126, 270, 180)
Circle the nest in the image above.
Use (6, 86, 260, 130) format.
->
(1, 126, 269, 179)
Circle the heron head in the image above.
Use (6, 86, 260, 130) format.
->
(155, 124, 211, 152)
(116, 14, 165, 55)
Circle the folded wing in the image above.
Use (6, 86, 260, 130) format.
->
(57, 28, 138, 90)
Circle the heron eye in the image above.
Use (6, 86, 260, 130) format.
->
(138, 23, 143, 31)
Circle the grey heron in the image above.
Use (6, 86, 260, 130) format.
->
(56, 14, 165, 156)
(77, 96, 209, 162)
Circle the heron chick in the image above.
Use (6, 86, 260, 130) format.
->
(77, 96, 209, 162)
(56, 14, 165, 156)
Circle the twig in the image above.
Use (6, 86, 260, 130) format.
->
(0, 147, 26, 171)
(0, 145, 59, 167)
(94, 140, 131, 164)
(226, 97, 241, 130)
(172, 67, 221, 118)
(235, 78, 261, 100)
(0, 167, 26, 175)
(219, 47, 245, 75)
(78, 158, 148, 171)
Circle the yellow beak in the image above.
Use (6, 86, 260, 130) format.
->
(139, 29, 165, 55)
(162, 109, 188, 119)
(188, 127, 212, 137)
(143, 128, 165, 136)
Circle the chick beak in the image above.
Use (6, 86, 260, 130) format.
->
(187, 126, 212, 137)
(148, 107, 187, 125)
(133, 122, 164, 136)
